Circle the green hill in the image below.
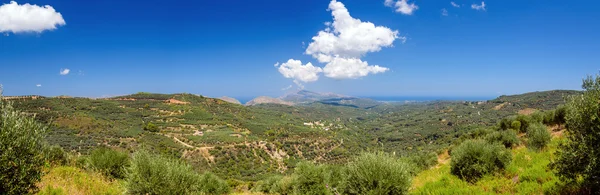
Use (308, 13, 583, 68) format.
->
(9, 90, 571, 181)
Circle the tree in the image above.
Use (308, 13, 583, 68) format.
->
(526, 123, 551, 151)
(552, 73, 600, 190)
(0, 100, 47, 194)
(144, 122, 159, 132)
(450, 139, 511, 183)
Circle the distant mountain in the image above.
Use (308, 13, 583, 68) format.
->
(280, 90, 347, 103)
(245, 96, 294, 106)
(249, 90, 382, 108)
(218, 96, 241, 105)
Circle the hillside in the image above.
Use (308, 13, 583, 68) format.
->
(9, 90, 572, 181)
(412, 126, 565, 194)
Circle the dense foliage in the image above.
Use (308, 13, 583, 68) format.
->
(127, 150, 229, 195)
(87, 147, 130, 179)
(552, 73, 600, 190)
(450, 139, 512, 183)
(0, 100, 47, 194)
(484, 129, 519, 148)
(526, 123, 551, 151)
(345, 152, 413, 195)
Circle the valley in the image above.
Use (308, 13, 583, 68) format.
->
(10, 90, 577, 182)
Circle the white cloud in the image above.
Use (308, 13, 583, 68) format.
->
(0, 1, 66, 34)
(276, 0, 398, 84)
(36, 84, 41, 87)
(451, 1, 460, 8)
(59, 68, 70, 75)
(304, 0, 397, 79)
(471, 1, 486, 11)
(442, 8, 448, 16)
(384, 0, 418, 15)
(277, 59, 323, 84)
(323, 57, 388, 79)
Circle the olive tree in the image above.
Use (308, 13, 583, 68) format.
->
(0, 97, 47, 194)
(552, 73, 600, 190)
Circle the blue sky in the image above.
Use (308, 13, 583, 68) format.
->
(0, 0, 598, 99)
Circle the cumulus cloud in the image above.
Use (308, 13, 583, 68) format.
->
(277, 59, 323, 83)
(471, 1, 486, 11)
(306, 0, 397, 77)
(323, 57, 388, 79)
(0, 1, 66, 33)
(442, 8, 449, 16)
(384, 0, 418, 15)
(36, 84, 41, 87)
(59, 68, 70, 75)
(451, 1, 460, 8)
(275, 0, 399, 87)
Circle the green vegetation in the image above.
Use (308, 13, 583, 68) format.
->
(526, 123, 551, 151)
(127, 150, 229, 195)
(0, 100, 47, 194)
(450, 140, 512, 183)
(552, 73, 600, 191)
(87, 147, 129, 179)
(36, 166, 125, 195)
(3, 85, 590, 194)
(484, 129, 519, 148)
(413, 137, 564, 194)
(345, 152, 412, 195)
(143, 122, 159, 132)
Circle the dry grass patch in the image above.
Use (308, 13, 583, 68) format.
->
(36, 166, 124, 195)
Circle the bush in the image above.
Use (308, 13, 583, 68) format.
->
(0, 100, 47, 194)
(345, 152, 412, 195)
(526, 123, 551, 151)
(450, 140, 512, 183)
(127, 150, 229, 195)
(511, 121, 522, 131)
(552, 73, 600, 189)
(88, 147, 129, 179)
(291, 161, 330, 195)
(514, 115, 533, 133)
(485, 129, 519, 148)
(44, 145, 68, 166)
(405, 152, 437, 173)
(253, 175, 284, 194)
(144, 122, 159, 132)
(198, 172, 230, 195)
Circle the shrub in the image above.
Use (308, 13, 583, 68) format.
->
(485, 129, 519, 148)
(253, 175, 284, 193)
(144, 122, 159, 132)
(127, 150, 229, 195)
(514, 115, 532, 133)
(511, 121, 522, 131)
(450, 140, 512, 183)
(198, 172, 230, 195)
(552, 73, 600, 189)
(405, 152, 437, 173)
(44, 145, 68, 166)
(526, 123, 551, 151)
(291, 161, 329, 195)
(345, 152, 412, 195)
(88, 147, 129, 179)
(0, 100, 47, 194)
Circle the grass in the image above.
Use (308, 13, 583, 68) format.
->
(36, 166, 125, 195)
(411, 130, 564, 194)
